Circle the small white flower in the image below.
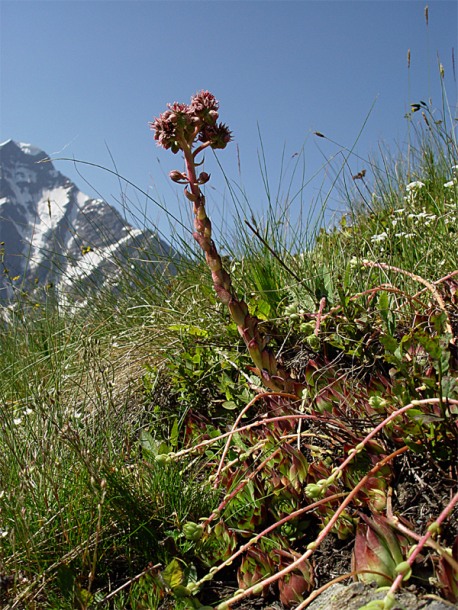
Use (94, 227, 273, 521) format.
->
(406, 181, 425, 191)
(451, 165, 458, 173)
(0, 529, 8, 538)
(24, 408, 33, 416)
(444, 180, 456, 188)
(405, 233, 415, 238)
(13, 417, 22, 426)
(370, 232, 388, 243)
(424, 214, 436, 225)
(349, 256, 360, 268)
(395, 232, 414, 238)
(73, 411, 82, 419)
(391, 219, 398, 227)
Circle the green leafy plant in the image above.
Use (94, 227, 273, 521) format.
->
(147, 89, 457, 610)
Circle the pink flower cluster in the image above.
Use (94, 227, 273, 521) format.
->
(150, 90, 232, 154)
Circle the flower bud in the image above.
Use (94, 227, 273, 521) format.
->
(367, 488, 387, 512)
(300, 321, 315, 335)
(169, 170, 187, 183)
(155, 453, 169, 464)
(198, 172, 211, 184)
(184, 187, 198, 202)
(182, 521, 204, 542)
(306, 335, 320, 351)
(305, 483, 323, 498)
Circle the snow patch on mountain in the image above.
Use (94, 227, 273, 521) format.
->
(28, 186, 73, 269)
(63, 227, 143, 284)
(16, 142, 43, 156)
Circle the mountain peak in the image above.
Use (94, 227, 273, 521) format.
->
(0, 141, 177, 303)
(0, 139, 47, 159)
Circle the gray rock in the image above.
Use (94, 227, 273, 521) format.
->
(305, 582, 457, 610)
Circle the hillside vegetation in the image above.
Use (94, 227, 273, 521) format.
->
(0, 89, 457, 610)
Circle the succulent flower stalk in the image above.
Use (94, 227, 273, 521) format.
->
(151, 91, 288, 392)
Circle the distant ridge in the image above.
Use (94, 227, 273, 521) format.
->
(0, 139, 177, 302)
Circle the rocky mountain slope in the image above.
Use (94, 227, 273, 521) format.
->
(0, 139, 177, 302)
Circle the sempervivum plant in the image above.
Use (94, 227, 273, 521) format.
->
(150, 91, 458, 610)
(352, 513, 410, 587)
(151, 91, 295, 394)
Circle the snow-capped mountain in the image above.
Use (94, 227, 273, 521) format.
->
(0, 139, 177, 302)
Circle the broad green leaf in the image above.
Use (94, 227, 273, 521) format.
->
(162, 558, 185, 589)
(378, 290, 389, 312)
(139, 430, 169, 456)
(139, 429, 155, 453)
(170, 418, 179, 449)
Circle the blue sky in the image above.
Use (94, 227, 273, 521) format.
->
(1, 0, 457, 244)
